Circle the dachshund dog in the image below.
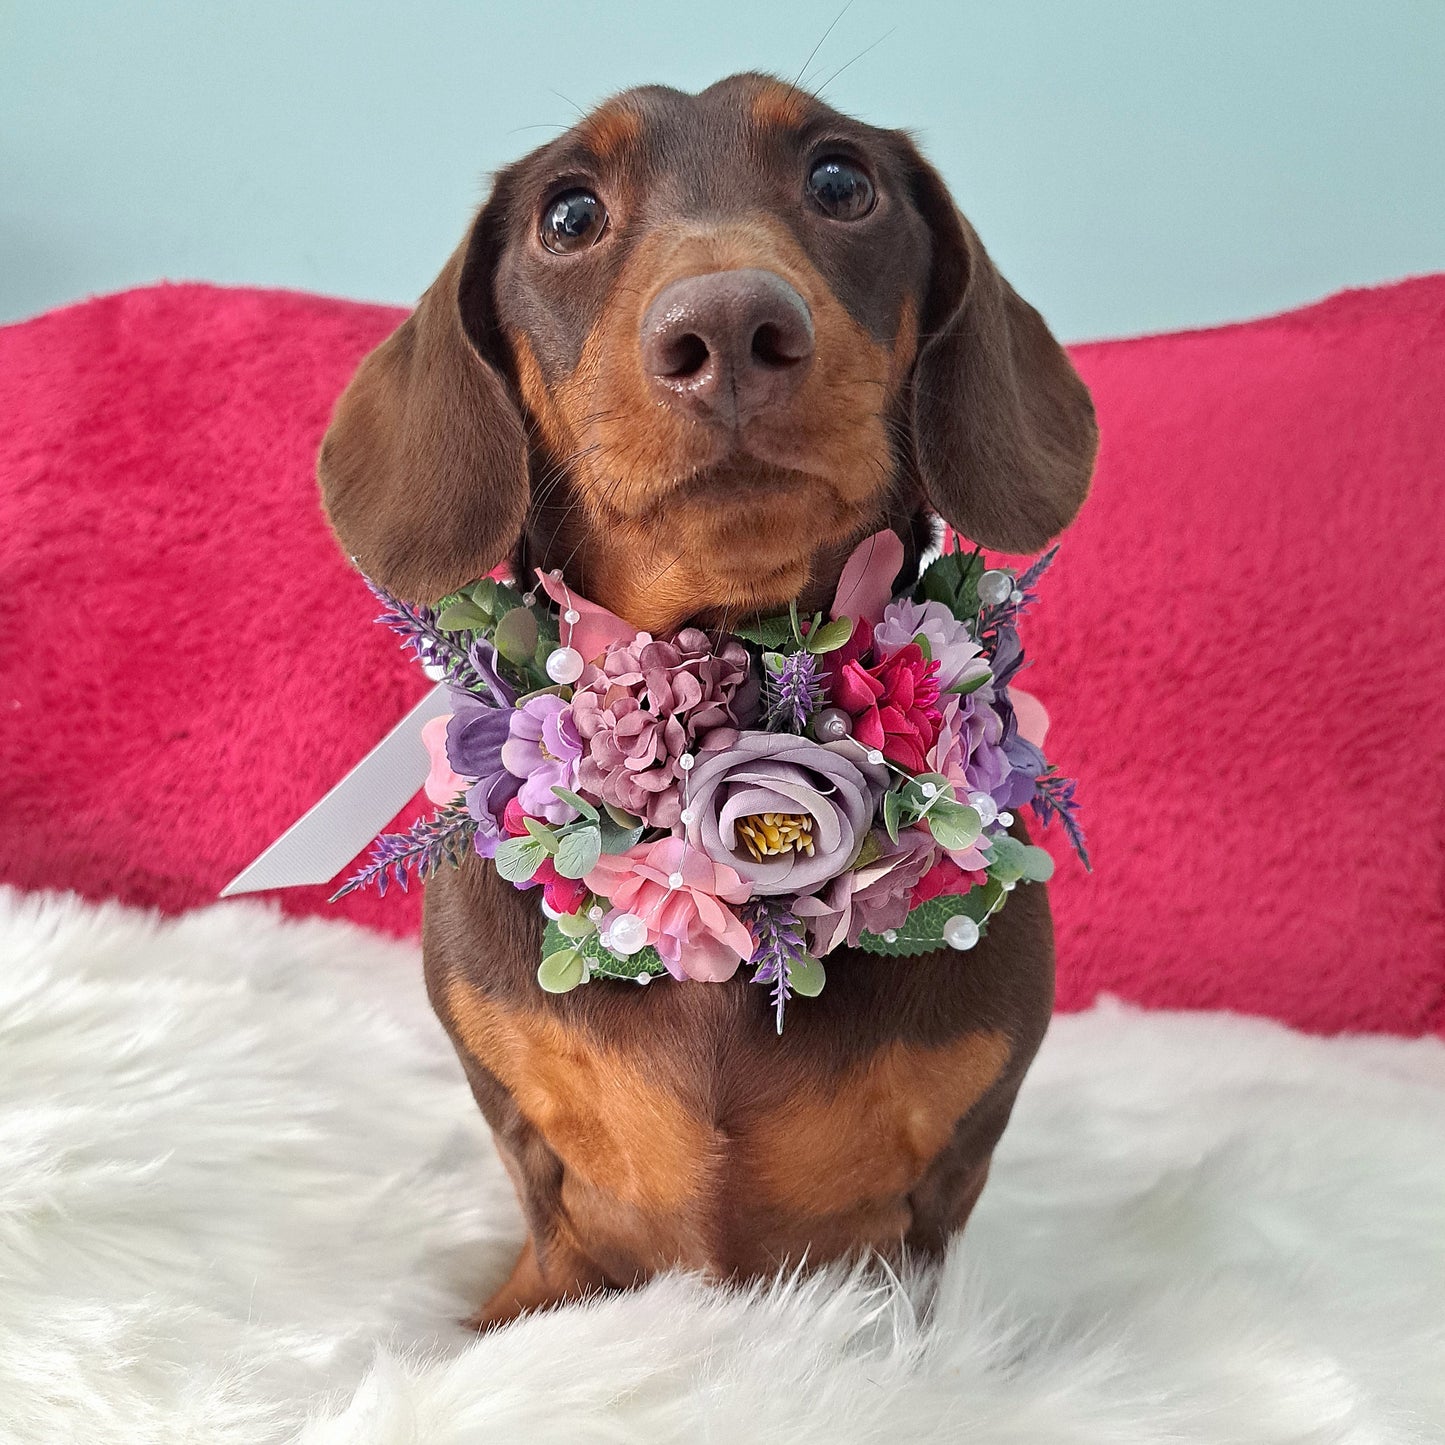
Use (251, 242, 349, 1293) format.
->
(319, 73, 1096, 1330)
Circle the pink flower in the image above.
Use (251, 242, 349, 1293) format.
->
(421, 713, 468, 805)
(829, 641, 944, 773)
(793, 827, 938, 954)
(585, 836, 754, 982)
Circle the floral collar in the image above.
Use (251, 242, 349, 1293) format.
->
(337, 530, 1086, 1030)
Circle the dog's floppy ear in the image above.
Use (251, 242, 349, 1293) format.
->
(318, 181, 528, 601)
(904, 147, 1097, 553)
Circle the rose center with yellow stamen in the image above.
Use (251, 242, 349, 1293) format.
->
(735, 812, 815, 863)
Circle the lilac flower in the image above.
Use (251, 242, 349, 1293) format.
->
(765, 650, 823, 732)
(874, 597, 992, 693)
(792, 826, 939, 954)
(501, 694, 582, 824)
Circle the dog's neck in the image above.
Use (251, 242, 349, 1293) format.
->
(515, 496, 932, 636)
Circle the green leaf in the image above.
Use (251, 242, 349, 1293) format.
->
(597, 813, 645, 854)
(494, 836, 546, 883)
(881, 788, 903, 844)
(542, 920, 669, 982)
(898, 773, 955, 815)
(915, 548, 985, 615)
(538, 948, 586, 994)
(985, 834, 1029, 884)
(494, 606, 539, 665)
(856, 888, 998, 956)
(762, 651, 788, 674)
(553, 826, 602, 880)
(522, 817, 560, 853)
(437, 599, 490, 632)
(787, 955, 826, 997)
(550, 787, 599, 823)
(805, 616, 855, 654)
(554, 908, 598, 939)
(926, 799, 983, 852)
(948, 670, 992, 696)
(732, 613, 795, 649)
(911, 631, 932, 661)
(1018, 844, 1055, 883)
(468, 577, 501, 614)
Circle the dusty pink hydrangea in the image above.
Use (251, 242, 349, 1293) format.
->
(571, 627, 755, 828)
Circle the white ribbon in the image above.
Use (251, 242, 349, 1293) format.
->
(220, 683, 451, 896)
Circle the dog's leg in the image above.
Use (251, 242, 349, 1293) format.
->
(466, 1233, 610, 1332)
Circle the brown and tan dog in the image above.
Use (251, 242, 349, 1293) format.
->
(318, 73, 1096, 1330)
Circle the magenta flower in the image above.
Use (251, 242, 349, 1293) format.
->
(501, 694, 582, 824)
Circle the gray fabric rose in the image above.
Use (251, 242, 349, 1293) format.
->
(682, 733, 877, 896)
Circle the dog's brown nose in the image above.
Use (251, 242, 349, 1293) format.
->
(641, 269, 814, 426)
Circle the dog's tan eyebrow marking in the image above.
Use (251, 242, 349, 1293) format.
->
(749, 81, 813, 132)
(574, 103, 645, 163)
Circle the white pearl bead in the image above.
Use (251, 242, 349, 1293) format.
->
(545, 646, 584, 684)
(667, 872, 685, 890)
(606, 912, 648, 956)
(977, 569, 1013, 606)
(587, 905, 604, 922)
(679, 808, 696, 825)
(540, 899, 561, 920)
(967, 791, 999, 826)
(550, 568, 562, 578)
(521, 592, 537, 606)
(636, 971, 652, 985)
(998, 811, 1014, 828)
(1010, 588, 1024, 605)
(920, 782, 938, 799)
(867, 749, 884, 766)
(564, 608, 580, 624)
(883, 929, 898, 943)
(678, 753, 695, 771)
(943, 914, 980, 950)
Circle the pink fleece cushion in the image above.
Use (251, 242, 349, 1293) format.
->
(2, 278, 1442, 1033)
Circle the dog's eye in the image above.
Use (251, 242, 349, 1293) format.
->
(806, 158, 875, 221)
(540, 190, 607, 254)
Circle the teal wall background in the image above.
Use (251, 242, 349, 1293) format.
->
(3, 1, 1442, 339)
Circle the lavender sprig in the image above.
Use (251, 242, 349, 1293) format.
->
(1030, 768, 1090, 871)
(764, 650, 824, 733)
(361, 573, 491, 696)
(744, 900, 810, 1034)
(976, 543, 1059, 653)
(331, 804, 478, 900)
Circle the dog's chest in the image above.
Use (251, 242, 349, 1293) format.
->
(437, 959, 1011, 1276)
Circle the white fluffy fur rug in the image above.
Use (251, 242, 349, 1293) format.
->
(2, 889, 1443, 1445)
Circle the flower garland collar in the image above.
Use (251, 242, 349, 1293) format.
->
(338, 530, 1087, 1030)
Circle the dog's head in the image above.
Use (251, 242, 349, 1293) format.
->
(320, 73, 1097, 633)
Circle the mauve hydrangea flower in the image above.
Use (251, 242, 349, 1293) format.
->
(501, 694, 582, 825)
(572, 628, 754, 828)
(873, 597, 992, 694)
(683, 732, 877, 896)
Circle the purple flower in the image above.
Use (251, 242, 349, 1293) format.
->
(874, 597, 991, 693)
(765, 650, 823, 732)
(683, 732, 878, 896)
(792, 826, 938, 953)
(501, 694, 583, 824)
(440, 682, 519, 860)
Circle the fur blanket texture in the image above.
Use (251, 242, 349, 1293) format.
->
(2, 887, 1442, 1444)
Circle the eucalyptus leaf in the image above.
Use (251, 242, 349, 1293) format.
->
(555, 909, 598, 939)
(1018, 844, 1055, 883)
(551, 786, 600, 823)
(468, 577, 500, 614)
(985, 833, 1028, 883)
(805, 617, 854, 654)
(494, 836, 546, 883)
(537, 948, 586, 994)
(787, 955, 826, 997)
(543, 920, 668, 982)
(911, 631, 933, 661)
(926, 799, 983, 852)
(494, 606, 539, 665)
(948, 670, 992, 696)
(553, 826, 602, 880)
(522, 817, 560, 853)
